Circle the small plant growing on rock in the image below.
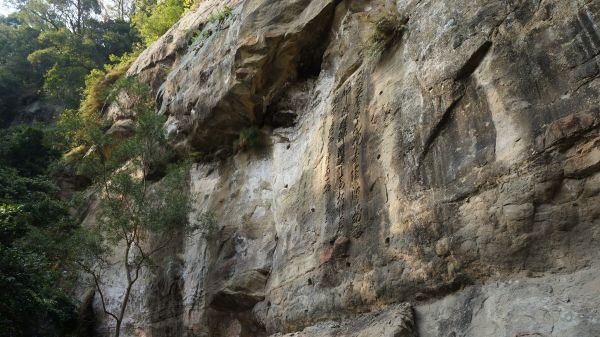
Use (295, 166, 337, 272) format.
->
(208, 4, 233, 23)
(224, 5, 233, 17)
(367, 12, 408, 55)
(190, 211, 218, 238)
(235, 127, 264, 152)
(188, 28, 212, 45)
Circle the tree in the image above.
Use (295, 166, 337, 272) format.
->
(72, 79, 190, 337)
(26, 19, 140, 109)
(0, 126, 79, 337)
(27, 28, 102, 108)
(0, 16, 44, 126)
(0, 125, 60, 176)
(11, 0, 101, 34)
(131, 0, 191, 45)
(103, 0, 135, 21)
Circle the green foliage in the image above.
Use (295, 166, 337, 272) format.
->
(0, 2, 153, 336)
(74, 106, 191, 336)
(0, 125, 60, 176)
(0, 244, 78, 337)
(0, 5, 140, 122)
(27, 29, 99, 107)
(72, 76, 167, 181)
(191, 211, 218, 238)
(86, 19, 141, 57)
(189, 28, 211, 45)
(79, 51, 139, 119)
(0, 204, 27, 246)
(207, 4, 232, 23)
(188, 5, 232, 46)
(235, 126, 264, 151)
(0, 167, 69, 230)
(13, 0, 101, 33)
(26, 23, 140, 109)
(0, 16, 44, 126)
(132, 0, 195, 46)
(223, 5, 232, 18)
(0, 127, 78, 337)
(0, 1, 199, 335)
(366, 12, 407, 55)
(54, 55, 145, 176)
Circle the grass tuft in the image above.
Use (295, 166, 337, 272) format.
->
(366, 13, 408, 55)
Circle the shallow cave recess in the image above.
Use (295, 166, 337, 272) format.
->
(259, 46, 324, 130)
(261, 83, 306, 130)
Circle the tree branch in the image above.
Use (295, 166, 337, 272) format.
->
(77, 261, 119, 322)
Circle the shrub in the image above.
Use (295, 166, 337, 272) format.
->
(79, 51, 139, 120)
(367, 12, 407, 55)
(54, 51, 140, 155)
(76, 78, 163, 180)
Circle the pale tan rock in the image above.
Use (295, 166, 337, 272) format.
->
(88, 0, 600, 336)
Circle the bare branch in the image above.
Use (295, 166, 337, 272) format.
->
(77, 261, 119, 322)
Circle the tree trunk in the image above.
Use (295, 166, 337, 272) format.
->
(114, 319, 122, 337)
(114, 241, 135, 337)
(76, 0, 82, 34)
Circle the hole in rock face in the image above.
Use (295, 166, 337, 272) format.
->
(286, 144, 291, 149)
(311, 208, 315, 212)
(295, 28, 326, 81)
(284, 184, 288, 188)
(385, 237, 390, 244)
(267, 301, 271, 307)
(263, 107, 297, 128)
(297, 53, 323, 80)
(307, 278, 313, 285)
(346, 262, 351, 267)
(377, 154, 381, 160)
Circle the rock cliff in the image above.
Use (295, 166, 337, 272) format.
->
(89, 0, 600, 336)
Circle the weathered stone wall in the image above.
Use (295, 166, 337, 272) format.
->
(91, 0, 600, 336)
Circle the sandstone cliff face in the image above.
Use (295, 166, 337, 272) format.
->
(92, 0, 600, 336)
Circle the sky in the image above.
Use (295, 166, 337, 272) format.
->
(0, 1, 15, 16)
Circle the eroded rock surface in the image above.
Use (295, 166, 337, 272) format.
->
(416, 267, 600, 337)
(90, 0, 600, 336)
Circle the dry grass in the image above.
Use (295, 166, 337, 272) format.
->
(367, 12, 408, 55)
